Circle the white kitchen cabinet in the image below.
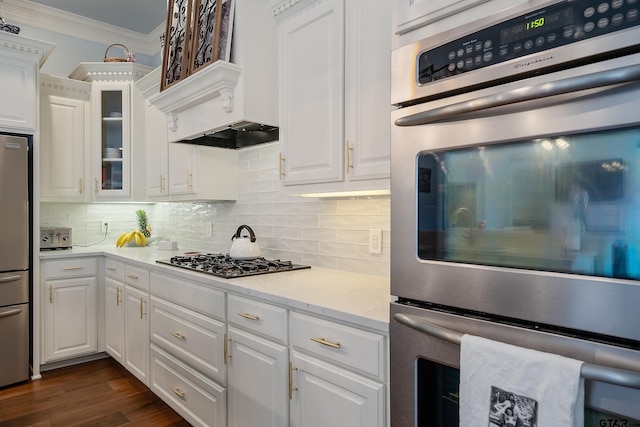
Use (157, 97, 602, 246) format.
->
(0, 32, 52, 132)
(136, 67, 237, 202)
(276, 0, 390, 191)
(69, 63, 153, 201)
(394, 0, 489, 35)
(39, 75, 91, 202)
(150, 271, 227, 425)
(104, 277, 124, 363)
(226, 294, 289, 427)
(104, 259, 150, 385)
(290, 311, 386, 427)
(42, 257, 98, 362)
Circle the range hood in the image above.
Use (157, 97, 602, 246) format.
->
(148, 0, 278, 149)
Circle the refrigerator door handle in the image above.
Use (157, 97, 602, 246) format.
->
(0, 275, 21, 284)
(0, 308, 22, 318)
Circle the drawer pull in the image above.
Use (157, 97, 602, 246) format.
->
(116, 288, 122, 306)
(171, 387, 186, 399)
(224, 333, 231, 364)
(289, 362, 298, 400)
(0, 275, 21, 283)
(238, 312, 260, 321)
(106, 267, 117, 272)
(310, 337, 341, 349)
(127, 274, 139, 280)
(63, 266, 83, 271)
(171, 332, 186, 340)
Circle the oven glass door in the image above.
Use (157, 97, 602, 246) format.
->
(417, 125, 640, 280)
(417, 357, 640, 427)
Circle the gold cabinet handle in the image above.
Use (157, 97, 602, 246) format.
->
(310, 337, 341, 349)
(186, 171, 193, 190)
(63, 266, 83, 271)
(106, 267, 117, 272)
(160, 175, 165, 193)
(127, 274, 139, 280)
(171, 387, 186, 399)
(171, 332, 185, 340)
(116, 288, 122, 306)
(346, 140, 354, 174)
(279, 153, 286, 179)
(224, 333, 231, 364)
(79, 178, 83, 194)
(49, 285, 53, 303)
(238, 313, 260, 321)
(289, 362, 298, 400)
(95, 178, 99, 193)
(140, 297, 147, 319)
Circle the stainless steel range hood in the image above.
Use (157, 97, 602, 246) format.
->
(177, 121, 279, 149)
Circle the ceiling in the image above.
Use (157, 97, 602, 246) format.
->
(28, 0, 167, 34)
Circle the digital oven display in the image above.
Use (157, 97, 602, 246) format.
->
(499, 6, 574, 45)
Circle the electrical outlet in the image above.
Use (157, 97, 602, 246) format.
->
(368, 229, 382, 254)
(102, 219, 111, 234)
(206, 222, 213, 237)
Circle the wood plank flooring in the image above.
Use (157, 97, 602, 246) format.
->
(0, 357, 191, 427)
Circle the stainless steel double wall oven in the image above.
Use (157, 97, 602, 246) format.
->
(390, 0, 640, 425)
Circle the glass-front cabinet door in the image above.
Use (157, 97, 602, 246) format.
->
(93, 82, 131, 198)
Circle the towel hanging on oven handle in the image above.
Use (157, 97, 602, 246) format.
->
(394, 312, 640, 390)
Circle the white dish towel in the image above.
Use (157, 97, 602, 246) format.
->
(460, 334, 584, 427)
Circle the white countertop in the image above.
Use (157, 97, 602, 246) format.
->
(40, 245, 391, 333)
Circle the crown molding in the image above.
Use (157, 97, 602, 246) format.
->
(69, 62, 155, 82)
(40, 74, 91, 100)
(0, 30, 54, 65)
(0, 0, 164, 56)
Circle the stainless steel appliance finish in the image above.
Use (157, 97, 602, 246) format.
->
(0, 134, 30, 388)
(390, 0, 640, 424)
(156, 253, 311, 279)
(40, 227, 72, 250)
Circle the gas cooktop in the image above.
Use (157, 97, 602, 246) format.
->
(156, 253, 311, 279)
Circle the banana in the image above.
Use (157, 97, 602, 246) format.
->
(138, 231, 147, 247)
(116, 232, 129, 247)
(134, 231, 141, 246)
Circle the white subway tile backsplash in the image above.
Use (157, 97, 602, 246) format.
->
(40, 145, 390, 277)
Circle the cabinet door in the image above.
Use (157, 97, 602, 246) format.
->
(280, 0, 345, 185)
(104, 278, 124, 364)
(290, 351, 384, 427)
(146, 103, 169, 199)
(168, 143, 196, 196)
(344, 0, 391, 181)
(394, 0, 489, 35)
(39, 93, 87, 201)
(92, 83, 131, 199)
(124, 285, 149, 385)
(44, 277, 98, 361)
(0, 56, 36, 131)
(227, 326, 288, 427)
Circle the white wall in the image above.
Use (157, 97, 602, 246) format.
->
(40, 143, 391, 277)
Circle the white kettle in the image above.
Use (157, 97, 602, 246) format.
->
(230, 225, 261, 260)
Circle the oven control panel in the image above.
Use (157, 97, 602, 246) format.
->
(418, 0, 640, 85)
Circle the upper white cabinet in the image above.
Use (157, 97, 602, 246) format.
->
(0, 32, 53, 132)
(275, 0, 391, 191)
(40, 75, 91, 202)
(137, 67, 238, 202)
(69, 62, 153, 201)
(394, 0, 489, 35)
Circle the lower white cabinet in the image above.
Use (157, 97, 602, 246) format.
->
(104, 259, 150, 385)
(150, 345, 227, 427)
(290, 312, 386, 427)
(227, 294, 289, 427)
(42, 257, 98, 363)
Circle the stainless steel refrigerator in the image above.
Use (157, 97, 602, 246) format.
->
(0, 134, 30, 387)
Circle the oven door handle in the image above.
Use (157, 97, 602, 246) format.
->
(394, 313, 640, 390)
(395, 63, 640, 127)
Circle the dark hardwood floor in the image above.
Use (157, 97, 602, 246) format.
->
(0, 357, 191, 427)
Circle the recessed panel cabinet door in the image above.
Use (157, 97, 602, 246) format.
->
(104, 278, 124, 364)
(280, 0, 345, 185)
(124, 285, 149, 385)
(44, 277, 98, 361)
(290, 351, 384, 427)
